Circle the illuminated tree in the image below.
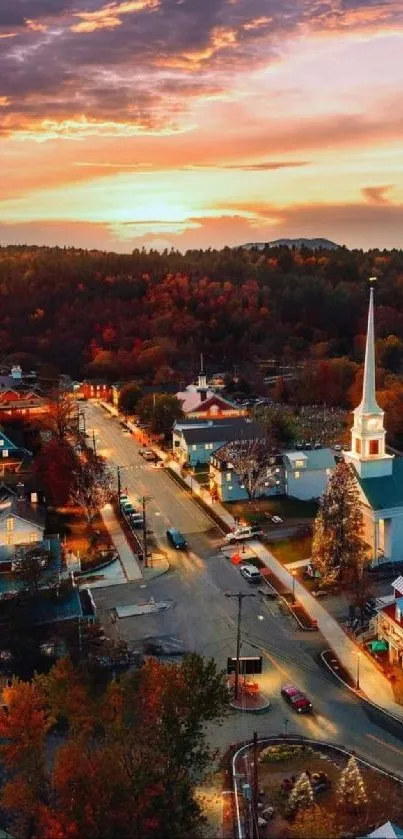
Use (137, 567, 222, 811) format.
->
(337, 755, 367, 809)
(311, 461, 367, 586)
(218, 438, 278, 502)
(70, 451, 112, 523)
(288, 772, 314, 812)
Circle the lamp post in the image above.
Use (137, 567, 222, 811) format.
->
(225, 592, 256, 700)
(354, 650, 361, 690)
(291, 570, 297, 604)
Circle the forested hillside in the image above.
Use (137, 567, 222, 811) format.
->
(1, 244, 403, 382)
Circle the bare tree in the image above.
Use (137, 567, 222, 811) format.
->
(46, 387, 78, 442)
(220, 438, 279, 502)
(70, 452, 112, 523)
(12, 546, 52, 596)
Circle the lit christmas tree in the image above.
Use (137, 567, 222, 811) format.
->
(337, 755, 367, 809)
(288, 772, 314, 812)
(312, 461, 367, 586)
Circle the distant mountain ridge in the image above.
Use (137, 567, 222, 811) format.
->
(240, 238, 341, 250)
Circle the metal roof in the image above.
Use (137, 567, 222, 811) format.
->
(356, 458, 403, 511)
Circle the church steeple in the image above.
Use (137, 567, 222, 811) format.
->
(358, 284, 382, 415)
(344, 279, 394, 479)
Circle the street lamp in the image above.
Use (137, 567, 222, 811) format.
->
(353, 650, 361, 690)
(291, 569, 297, 604)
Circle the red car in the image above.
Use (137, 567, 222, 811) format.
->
(281, 684, 313, 713)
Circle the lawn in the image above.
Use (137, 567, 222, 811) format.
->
(268, 533, 312, 565)
(226, 497, 318, 525)
(254, 742, 403, 838)
(47, 505, 113, 569)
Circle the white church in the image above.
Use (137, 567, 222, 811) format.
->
(344, 285, 403, 565)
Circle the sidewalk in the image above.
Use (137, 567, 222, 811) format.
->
(170, 467, 403, 718)
(102, 408, 403, 718)
(100, 504, 142, 582)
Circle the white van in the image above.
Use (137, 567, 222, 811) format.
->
(225, 525, 263, 544)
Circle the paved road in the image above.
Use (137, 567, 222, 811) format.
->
(82, 402, 403, 774)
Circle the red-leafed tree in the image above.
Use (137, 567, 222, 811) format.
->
(34, 439, 77, 505)
(0, 654, 229, 839)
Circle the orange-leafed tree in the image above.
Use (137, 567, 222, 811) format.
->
(0, 654, 229, 839)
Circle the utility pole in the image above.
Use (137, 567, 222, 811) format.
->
(92, 429, 97, 455)
(117, 465, 122, 511)
(142, 495, 148, 568)
(252, 731, 260, 839)
(225, 592, 256, 700)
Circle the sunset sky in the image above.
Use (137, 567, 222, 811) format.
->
(0, 0, 402, 252)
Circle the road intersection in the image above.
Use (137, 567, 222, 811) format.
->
(82, 402, 403, 774)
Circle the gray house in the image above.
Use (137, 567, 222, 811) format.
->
(173, 417, 264, 466)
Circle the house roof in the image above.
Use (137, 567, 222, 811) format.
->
(284, 448, 335, 471)
(356, 457, 403, 511)
(176, 387, 240, 414)
(181, 420, 264, 446)
(365, 821, 403, 838)
(0, 497, 46, 529)
(393, 577, 403, 596)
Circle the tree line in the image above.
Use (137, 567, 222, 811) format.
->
(1, 244, 403, 385)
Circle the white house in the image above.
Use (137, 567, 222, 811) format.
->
(210, 443, 334, 502)
(344, 286, 403, 565)
(0, 497, 45, 551)
(283, 448, 335, 500)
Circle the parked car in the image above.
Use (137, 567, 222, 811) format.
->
(281, 683, 313, 713)
(225, 525, 263, 543)
(239, 564, 262, 584)
(143, 636, 186, 656)
(129, 513, 144, 529)
(141, 449, 158, 462)
(271, 515, 283, 524)
(166, 528, 187, 549)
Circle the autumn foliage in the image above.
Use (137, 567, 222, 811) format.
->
(0, 654, 229, 839)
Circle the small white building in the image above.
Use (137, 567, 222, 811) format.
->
(344, 286, 403, 565)
(0, 497, 45, 550)
(283, 449, 335, 501)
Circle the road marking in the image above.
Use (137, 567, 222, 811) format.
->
(366, 733, 403, 756)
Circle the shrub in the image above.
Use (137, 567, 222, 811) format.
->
(259, 744, 314, 763)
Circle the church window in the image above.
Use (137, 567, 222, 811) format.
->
(355, 439, 361, 454)
(369, 440, 379, 455)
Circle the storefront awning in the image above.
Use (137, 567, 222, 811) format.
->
(369, 640, 389, 652)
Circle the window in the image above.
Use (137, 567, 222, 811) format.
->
(204, 443, 214, 450)
(31, 492, 38, 503)
(29, 532, 39, 543)
(370, 440, 379, 455)
(226, 473, 232, 481)
(0, 439, 3, 446)
(6, 533, 13, 546)
(295, 459, 305, 468)
(294, 471, 300, 479)
(6, 517, 14, 531)
(192, 445, 197, 451)
(2, 449, 8, 458)
(355, 438, 361, 454)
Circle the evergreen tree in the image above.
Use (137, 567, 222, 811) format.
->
(288, 772, 314, 812)
(311, 461, 367, 586)
(337, 755, 367, 809)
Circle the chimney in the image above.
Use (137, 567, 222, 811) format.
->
(11, 365, 22, 380)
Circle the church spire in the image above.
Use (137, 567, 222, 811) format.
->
(358, 281, 382, 415)
(344, 278, 394, 479)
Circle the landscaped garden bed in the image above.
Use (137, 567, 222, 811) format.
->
(243, 741, 403, 838)
(226, 497, 318, 526)
(48, 505, 113, 570)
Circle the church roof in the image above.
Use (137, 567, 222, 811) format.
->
(356, 457, 403, 511)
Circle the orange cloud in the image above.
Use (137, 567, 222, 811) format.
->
(243, 16, 272, 32)
(71, 0, 159, 33)
(25, 19, 48, 32)
(362, 185, 393, 205)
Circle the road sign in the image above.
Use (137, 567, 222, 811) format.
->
(227, 656, 263, 675)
